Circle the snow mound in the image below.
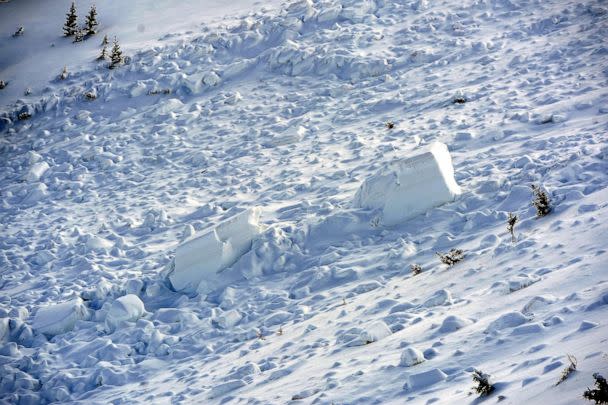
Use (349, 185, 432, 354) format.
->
(353, 142, 461, 226)
(105, 294, 146, 332)
(169, 208, 263, 294)
(32, 298, 90, 337)
(485, 311, 529, 333)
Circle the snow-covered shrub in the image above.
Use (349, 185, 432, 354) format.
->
(436, 249, 464, 266)
(555, 354, 577, 386)
(0, 80, 6, 89)
(472, 369, 495, 397)
(59, 66, 68, 80)
(531, 184, 551, 217)
(13, 27, 24, 37)
(584, 373, 608, 404)
(410, 263, 422, 275)
(97, 45, 107, 61)
(507, 212, 518, 242)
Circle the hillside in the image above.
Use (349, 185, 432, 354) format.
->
(1, 0, 608, 404)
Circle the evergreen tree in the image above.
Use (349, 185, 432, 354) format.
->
(85, 5, 99, 35)
(63, 2, 78, 37)
(109, 37, 123, 69)
(101, 34, 109, 46)
(97, 45, 107, 60)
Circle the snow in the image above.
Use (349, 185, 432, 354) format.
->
(353, 142, 461, 226)
(169, 208, 262, 294)
(2, 0, 608, 403)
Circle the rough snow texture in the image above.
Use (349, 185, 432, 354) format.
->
(169, 208, 262, 294)
(353, 142, 461, 225)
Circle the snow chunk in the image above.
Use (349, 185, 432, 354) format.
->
(24, 161, 49, 182)
(404, 368, 447, 391)
(400, 347, 425, 367)
(437, 315, 472, 333)
(214, 309, 242, 329)
(209, 380, 246, 398)
(105, 294, 146, 332)
(22, 183, 48, 205)
(353, 142, 461, 226)
(33, 298, 90, 337)
(422, 289, 453, 307)
(169, 208, 262, 294)
(359, 321, 392, 344)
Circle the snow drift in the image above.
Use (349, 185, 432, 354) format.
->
(169, 208, 263, 294)
(353, 142, 461, 226)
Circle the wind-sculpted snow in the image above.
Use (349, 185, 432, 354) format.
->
(1, 0, 608, 403)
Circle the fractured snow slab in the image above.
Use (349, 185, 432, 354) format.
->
(169, 208, 262, 294)
(353, 142, 461, 226)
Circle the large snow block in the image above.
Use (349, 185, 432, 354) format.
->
(32, 298, 90, 337)
(169, 208, 262, 293)
(353, 142, 461, 226)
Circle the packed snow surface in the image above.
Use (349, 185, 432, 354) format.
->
(1, 0, 608, 403)
(354, 142, 461, 225)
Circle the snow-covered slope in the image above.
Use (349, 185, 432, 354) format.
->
(1, 0, 608, 403)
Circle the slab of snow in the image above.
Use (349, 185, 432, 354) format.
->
(353, 142, 461, 226)
(32, 298, 90, 337)
(169, 208, 262, 294)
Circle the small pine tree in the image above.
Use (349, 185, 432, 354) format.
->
(97, 45, 107, 60)
(411, 263, 422, 275)
(0, 80, 6, 90)
(531, 184, 551, 217)
(109, 37, 123, 69)
(63, 2, 78, 37)
(385, 121, 395, 130)
(472, 369, 495, 397)
(101, 34, 109, 46)
(85, 5, 99, 35)
(73, 29, 85, 43)
(437, 249, 464, 266)
(507, 212, 518, 242)
(584, 373, 608, 404)
(13, 26, 24, 37)
(59, 66, 68, 80)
